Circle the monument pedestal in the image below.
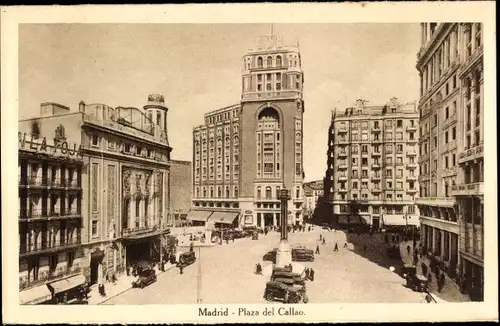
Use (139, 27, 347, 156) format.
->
(275, 240, 292, 268)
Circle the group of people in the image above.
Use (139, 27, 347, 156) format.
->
(315, 234, 348, 254)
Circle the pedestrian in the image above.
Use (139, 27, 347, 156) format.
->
(322, 238, 326, 245)
(320, 234, 322, 241)
(438, 273, 445, 292)
(179, 264, 184, 275)
(334, 243, 339, 252)
(363, 244, 367, 252)
(305, 268, 310, 280)
(309, 268, 315, 282)
(407, 245, 411, 256)
(315, 245, 320, 255)
(232, 235, 235, 243)
(190, 242, 194, 252)
(427, 272, 432, 284)
(343, 242, 347, 249)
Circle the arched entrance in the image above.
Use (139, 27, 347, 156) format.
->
(90, 248, 105, 286)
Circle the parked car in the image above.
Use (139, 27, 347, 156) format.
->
(264, 281, 308, 304)
(263, 249, 277, 263)
(177, 251, 196, 267)
(292, 248, 315, 262)
(132, 268, 157, 289)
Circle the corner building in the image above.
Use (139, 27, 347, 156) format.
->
(324, 99, 420, 230)
(416, 23, 483, 301)
(192, 34, 305, 228)
(19, 96, 173, 291)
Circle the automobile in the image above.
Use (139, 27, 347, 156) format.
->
(263, 280, 308, 304)
(132, 268, 157, 289)
(291, 248, 315, 262)
(252, 232, 259, 240)
(406, 274, 429, 292)
(177, 251, 196, 267)
(263, 249, 277, 263)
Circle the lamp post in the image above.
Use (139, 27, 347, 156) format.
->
(276, 188, 292, 267)
(196, 245, 202, 303)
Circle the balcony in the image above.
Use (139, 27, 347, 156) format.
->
(395, 162, 404, 166)
(19, 266, 82, 291)
(451, 182, 483, 196)
(371, 175, 381, 181)
(407, 162, 418, 169)
(338, 151, 348, 158)
(458, 143, 483, 164)
(406, 175, 418, 181)
(20, 236, 82, 257)
(19, 208, 82, 221)
(407, 138, 418, 144)
(406, 151, 417, 157)
(26, 176, 45, 187)
(415, 197, 455, 207)
(407, 188, 418, 193)
(338, 164, 348, 170)
(338, 175, 348, 181)
(338, 127, 348, 133)
(338, 188, 348, 193)
(372, 127, 381, 133)
(121, 225, 164, 239)
(372, 151, 381, 157)
(406, 125, 417, 132)
(337, 139, 349, 145)
(371, 163, 381, 169)
(372, 188, 381, 193)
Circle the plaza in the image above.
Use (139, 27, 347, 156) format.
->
(104, 227, 428, 304)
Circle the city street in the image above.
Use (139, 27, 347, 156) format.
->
(104, 227, 428, 304)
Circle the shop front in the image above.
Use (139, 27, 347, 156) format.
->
(185, 210, 213, 226)
(122, 232, 164, 272)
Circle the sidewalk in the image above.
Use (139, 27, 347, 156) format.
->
(87, 263, 177, 305)
(399, 240, 469, 303)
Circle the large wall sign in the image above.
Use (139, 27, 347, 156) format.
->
(18, 132, 82, 157)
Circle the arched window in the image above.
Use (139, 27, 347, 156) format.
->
(203, 187, 207, 198)
(54, 124, 66, 141)
(295, 132, 301, 141)
(226, 188, 230, 198)
(196, 187, 200, 198)
(247, 63, 250, 70)
(210, 187, 214, 198)
(217, 187, 222, 198)
(257, 57, 263, 68)
(289, 59, 292, 67)
(234, 186, 238, 198)
(276, 55, 282, 66)
(265, 186, 272, 199)
(267, 56, 273, 67)
(257, 186, 261, 199)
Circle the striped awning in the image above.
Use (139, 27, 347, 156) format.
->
(209, 212, 240, 224)
(382, 215, 419, 226)
(19, 285, 52, 305)
(186, 210, 213, 222)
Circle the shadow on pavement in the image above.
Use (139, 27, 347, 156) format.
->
(345, 232, 406, 277)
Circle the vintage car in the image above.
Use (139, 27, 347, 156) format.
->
(271, 271, 307, 284)
(406, 273, 429, 292)
(177, 251, 196, 267)
(264, 281, 308, 304)
(132, 268, 157, 289)
(291, 248, 315, 262)
(252, 232, 259, 240)
(263, 249, 277, 263)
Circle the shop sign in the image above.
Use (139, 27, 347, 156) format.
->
(19, 132, 82, 157)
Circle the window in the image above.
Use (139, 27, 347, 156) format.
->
(257, 57, 263, 68)
(49, 255, 58, 274)
(266, 187, 272, 199)
(362, 158, 368, 166)
(445, 156, 449, 168)
(362, 182, 368, 189)
(452, 154, 456, 166)
(397, 120, 403, 128)
(397, 182, 403, 190)
(445, 106, 449, 119)
(91, 134, 99, 147)
(445, 131, 449, 144)
(91, 220, 98, 237)
(28, 258, 40, 281)
(276, 55, 282, 66)
(433, 136, 438, 148)
(267, 56, 272, 67)
(353, 182, 358, 189)
(257, 187, 261, 199)
(387, 181, 393, 189)
(434, 114, 438, 126)
(452, 127, 456, 140)
(136, 146, 142, 155)
(386, 169, 393, 177)
(234, 187, 238, 198)
(296, 187, 300, 198)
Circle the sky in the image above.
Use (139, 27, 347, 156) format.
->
(19, 23, 420, 182)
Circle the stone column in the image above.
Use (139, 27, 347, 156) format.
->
(470, 73, 477, 134)
(273, 213, 277, 227)
(440, 230, 445, 259)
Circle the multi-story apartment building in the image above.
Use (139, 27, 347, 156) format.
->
(192, 34, 305, 228)
(324, 98, 420, 230)
(169, 160, 192, 224)
(416, 23, 483, 301)
(303, 180, 323, 219)
(18, 132, 85, 304)
(18, 96, 173, 297)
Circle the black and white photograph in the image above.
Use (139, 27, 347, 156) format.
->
(1, 3, 497, 324)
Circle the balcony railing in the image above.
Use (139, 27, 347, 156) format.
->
(371, 175, 381, 180)
(406, 151, 417, 156)
(415, 196, 455, 207)
(20, 236, 82, 256)
(451, 182, 483, 196)
(121, 225, 159, 237)
(458, 143, 483, 164)
(19, 208, 81, 220)
(372, 127, 381, 133)
(241, 90, 301, 101)
(338, 175, 348, 181)
(338, 164, 348, 170)
(27, 176, 45, 186)
(19, 266, 83, 291)
(406, 125, 417, 132)
(371, 163, 381, 169)
(338, 152, 348, 157)
(372, 151, 381, 156)
(338, 127, 348, 133)
(406, 175, 418, 181)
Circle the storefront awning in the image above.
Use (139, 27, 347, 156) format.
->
(19, 285, 52, 305)
(382, 215, 419, 226)
(186, 210, 213, 222)
(48, 275, 86, 294)
(208, 211, 240, 224)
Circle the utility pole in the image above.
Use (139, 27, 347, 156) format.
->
(196, 246, 202, 303)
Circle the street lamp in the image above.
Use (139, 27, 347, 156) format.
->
(276, 188, 292, 267)
(196, 245, 202, 303)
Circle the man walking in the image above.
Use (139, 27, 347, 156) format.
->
(334, 243, 339, 252)
(315, 245, 320, 255)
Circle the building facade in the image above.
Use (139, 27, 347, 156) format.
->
(325, 98, 420, 230)
(303, 180, 323, 219)
(192, 34, 305, 228)
(169, 160, 192, 224)
(416, 23, 483, 301)
(18, 132, 85, 304)
(19, 96, 173, 293)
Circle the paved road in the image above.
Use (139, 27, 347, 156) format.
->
(104, 227, 427, 304)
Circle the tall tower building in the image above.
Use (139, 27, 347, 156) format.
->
(325, 98, 420, 230)
(191, 33, 305, 228)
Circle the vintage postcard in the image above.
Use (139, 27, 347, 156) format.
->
(1, 2, 497, 324)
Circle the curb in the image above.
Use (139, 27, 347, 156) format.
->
(96, 265, 177, 305)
